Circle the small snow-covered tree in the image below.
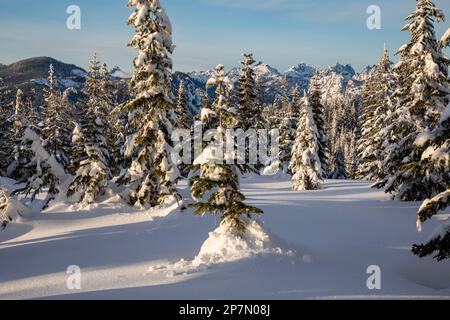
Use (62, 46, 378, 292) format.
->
(0, 189, 13, 229)
(289, 92, 322, 190)
(190, 64, 262, 231)
(379, 0, 449, 201)
(7, 89, 34, 181)
(67, 54, 112, 205)
(118, 0, 181, 208)
(70, 121, 85, 174)
(0, 188, 30, 229)
(13, 128, 65, 208)
(309, 72, 328, 176)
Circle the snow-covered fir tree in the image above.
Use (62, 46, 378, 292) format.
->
(7, 89, 33, 181)
(13, 128, 66, 208)
(343, 129, 358, 179)
(118, 0, 181, 208)
(411, 32, 450, 261)
(289, 92, 322, 190)
(278, 90, 302, 173)
(175, 80, 193, 129)
(237, 53, 265, 131)
(41, 65, 73, 170)
(309, 72, 328, 176)
(0, 188, 13, 229)
(378, 0, 450, 201)
(412, 103, 450, 261)
(0, 187, 30, 229)
(67, 54, 112, 205)
(70, 121, 85, 174)
(190, 64, 262, 231)
(99, 62, 122, 175)
(329, 145, 347, 180)
(0, 103, 13, 176)
(357, 46, 394, 181)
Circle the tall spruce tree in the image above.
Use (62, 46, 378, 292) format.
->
(278, 91, 301, 173)
(42, 65, 73, 170)
(99, 63, 124, 175)
(289, 92, 322, 190)
(309, 72, 328, 176)
(67, 54, 112, 205)
(412, 106, 450, 261)
(118, 0, 181, 208)
(189, 64, 262, 231)
(411, 34, 450, 261)
(379, 0, 449, 201)
(237, 53, 265, 131)
(357, 46, 394, 181)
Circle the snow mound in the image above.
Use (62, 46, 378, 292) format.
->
(192, 220, 293, 267)
(149, 220, 297, 277)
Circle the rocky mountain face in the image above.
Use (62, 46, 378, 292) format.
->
(0, 57, 374, 118)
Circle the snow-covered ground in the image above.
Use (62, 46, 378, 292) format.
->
(1, 176, 450, 300)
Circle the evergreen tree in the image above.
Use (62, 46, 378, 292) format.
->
(357, 46, 394, 181)
(237, 53, 265, 131)
(41, 65, 73, 170)
(175, 80, 192, 129)
(13, 128, 65, 208)
(7, 89, 33, 181)
(343, 129, 358, 179)
(67, 54, 112, 205)
(329, 146, 347, 180)
(118, 0, 181, 208)
(412, 105, 450, 261)
(278, 92, 301, 173)
(99, 63, 124, 175)
(309, 72, 328, 175)
(189, 64, 262, 231)
(0, 188, 13, 229)
(289, 92, 322, 190)
(70, 121, 85, 174)
(379, 0, 449, 201)
(0, 104, 13, 176)
(0, 187, 30, 229)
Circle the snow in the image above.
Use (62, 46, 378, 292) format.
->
(70, 69, 87, 78)
(441, 28, 450, 47)
(414, 129, 433, 148)
(1, 176, 450, 299)
(191, 220, 294, 267)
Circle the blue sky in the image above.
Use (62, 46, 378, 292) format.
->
(0, 0, 449, 73)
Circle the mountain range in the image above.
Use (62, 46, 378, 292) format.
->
(0, 57, 375, 115)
